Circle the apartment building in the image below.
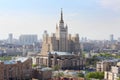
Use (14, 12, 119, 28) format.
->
(0, 57, 32, 80)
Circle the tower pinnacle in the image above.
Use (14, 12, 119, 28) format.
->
(60, 8, 64, 23)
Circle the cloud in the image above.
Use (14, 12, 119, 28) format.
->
(97, 0, 120, 11)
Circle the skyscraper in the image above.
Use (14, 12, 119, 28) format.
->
(41, 9, 80, 55)
(110, 34, 114, 42)
(8, 33, 13, 44)
(37, 9, 85, 70)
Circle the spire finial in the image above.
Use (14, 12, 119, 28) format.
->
(60, 8, 64, 23)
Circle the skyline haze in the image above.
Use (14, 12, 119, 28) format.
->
(0, 0, 120, 40)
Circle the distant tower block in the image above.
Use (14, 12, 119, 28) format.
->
(8, 33, 13, 44)
(110, 34, 114, 42)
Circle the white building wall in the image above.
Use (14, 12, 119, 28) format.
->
(19, 35, 38, 45)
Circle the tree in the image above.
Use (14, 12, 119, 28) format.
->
(53, 65, 64, 79)
(41, 64, 47, 68)
(86, 56, 99, 67)
(32, 64, 37, 67)
(77, 72, 84, 78)
(117, 77, 120, 80)
(58, 72, 64, 77)
(86, 72, 104, 80)
(53, 65, 60, 71)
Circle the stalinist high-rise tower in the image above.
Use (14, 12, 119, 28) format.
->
(41, 9, 81, 55)
(56, 9, 68, 52)
(38, 9, 85, 70)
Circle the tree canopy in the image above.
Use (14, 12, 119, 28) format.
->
(86, 72, 104, 79)
(77, 72, 84, 78)
(53, 65, 60, 71)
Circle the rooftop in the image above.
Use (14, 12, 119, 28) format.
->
(38, 67, 52, 71)
(101, 59, 120, 63)
(1, 57, 29, 64)
(48, 51, 73, 56)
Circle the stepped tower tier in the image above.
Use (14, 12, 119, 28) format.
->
(56, 9, 68, 52)
(41, 9, 81, 55)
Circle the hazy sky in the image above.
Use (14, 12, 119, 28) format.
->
(0, 0, 120, 40)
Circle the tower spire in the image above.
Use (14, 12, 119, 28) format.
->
(60, 8, 64, 23)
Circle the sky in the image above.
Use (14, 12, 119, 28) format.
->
(0, 0, 120, 40)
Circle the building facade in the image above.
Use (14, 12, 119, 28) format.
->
(38, 9, 85, 70)
(36, 52, 85, 70)
(32, 67, 52, 80)
(41, 9, 80, 55)
(8, 33, 13, 44)
(0, 57, 32, 80)
(104, 63, 120, 80)
(19, 35, 38, 45)
(96, 60, 118, 72)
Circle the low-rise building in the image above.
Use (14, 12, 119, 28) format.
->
(96, 60, 118, 72)
(36, 52, 85, 70)
(0, 57, 32, 80)
(32, 67, 52, 80)
(104, 62, 120, 80)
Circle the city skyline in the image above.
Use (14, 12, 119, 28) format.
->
(0, 0, 120, 40)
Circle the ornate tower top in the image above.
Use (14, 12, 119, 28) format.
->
(60, 8, 64, 23)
